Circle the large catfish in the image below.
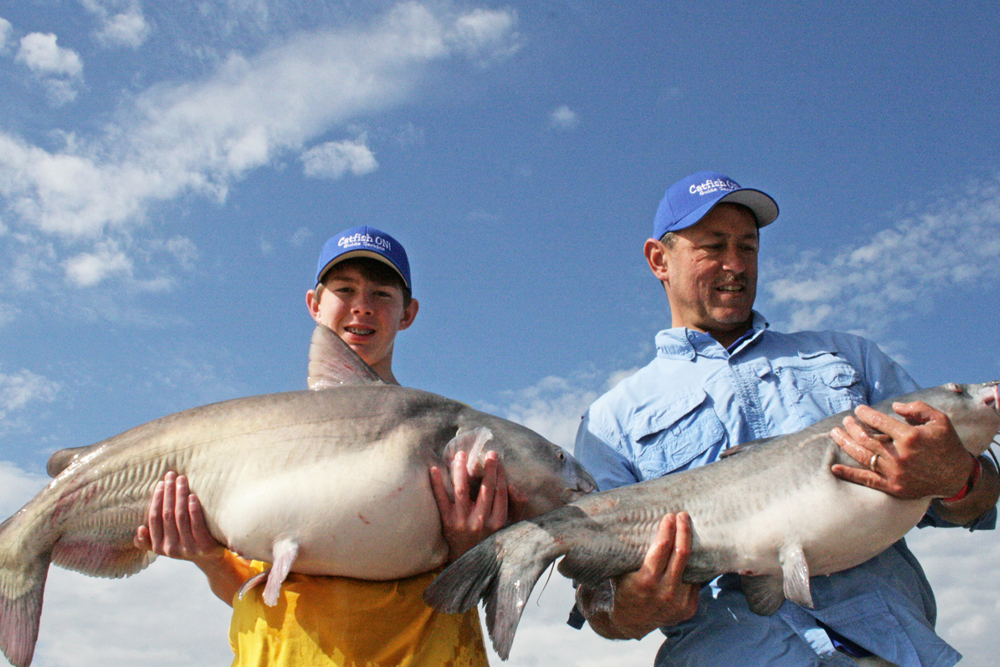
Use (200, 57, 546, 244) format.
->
(0, 324, 596, 667)
(424, 382, 1000, 660)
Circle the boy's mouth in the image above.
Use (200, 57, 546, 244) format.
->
(345, 326, 375, 336)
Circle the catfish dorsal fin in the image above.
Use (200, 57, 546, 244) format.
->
(307, 324, 385, 390)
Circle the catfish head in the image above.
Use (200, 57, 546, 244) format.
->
(447, 413, 596, 524)
(915, 381, 1000, 456)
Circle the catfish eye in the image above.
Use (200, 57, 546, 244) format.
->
(556, 449, 566, 461)
(946, 382, 962, 394)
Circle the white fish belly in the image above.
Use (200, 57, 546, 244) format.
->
(205, 436, 449, 580)
(695, 473, 929, 577)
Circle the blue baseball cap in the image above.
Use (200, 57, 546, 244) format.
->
(315, 225, 412, 291)
(653, 171, 779, 240)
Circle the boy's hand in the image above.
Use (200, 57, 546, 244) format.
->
(430, 450, 509, 561)
(134, 471, 225, 562)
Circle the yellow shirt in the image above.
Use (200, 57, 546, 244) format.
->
(229, 560, 489, 667)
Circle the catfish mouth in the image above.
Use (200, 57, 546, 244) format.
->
(562, 471, 598, 503)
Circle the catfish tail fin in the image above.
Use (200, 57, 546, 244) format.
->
(424, 522, 564, 660)
(0, 512, 53, 667)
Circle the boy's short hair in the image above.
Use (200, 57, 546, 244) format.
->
(317, 257, 413, 308)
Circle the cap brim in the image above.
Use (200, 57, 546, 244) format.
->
(718, 189, 779, 227)
(317, 250, 410, 289)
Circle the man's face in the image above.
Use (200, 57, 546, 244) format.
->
(647, 203, 759, 345)
(307, 263, 417, 373)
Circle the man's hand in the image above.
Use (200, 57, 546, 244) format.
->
(429, 450, 509, 561)
(579, 513, 699, 640)
(133, 471, 225, 561)
(829, 400, 975, 500)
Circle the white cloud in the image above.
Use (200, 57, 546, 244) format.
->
(446, 8, 521, 61)
(76, 0, 150, 48)
(301, 138, 378, 180)
(16, 33, 83, 78)
(63, 241, 134, 287)
(761, 175, 1000, 338)
(549, 104, 580, 131)
(0, 17, 12, 53)
(0, 368, 60, 420)
(0, 3, 518, 261)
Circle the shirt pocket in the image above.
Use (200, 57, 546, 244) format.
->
(773, 350, 867, 425)
(627, 387, 727, 481)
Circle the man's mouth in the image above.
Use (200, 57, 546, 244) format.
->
(345, 326, 375, 336)
(717, 284, 744, 293)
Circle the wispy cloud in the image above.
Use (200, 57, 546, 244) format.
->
(79, 0, 151, 48)
(0, 367, 60, 421)
(761, 175, 1000, 338)
(0, 3, 519, 290)
(301, 137, 378, 179)
(549, 104, 580, 131)
(0, 17, 12, 53)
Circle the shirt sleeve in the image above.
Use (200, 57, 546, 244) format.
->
(856, 336, 920, 402)
(574, 412, 640, 492)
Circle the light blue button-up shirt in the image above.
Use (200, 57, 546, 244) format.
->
(575, 313, 995, 667)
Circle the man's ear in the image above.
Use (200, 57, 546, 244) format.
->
(644, 238, 670, 282)
(398, 298, 420, 331)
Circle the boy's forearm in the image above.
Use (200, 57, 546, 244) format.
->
(193, 549, 253, 607)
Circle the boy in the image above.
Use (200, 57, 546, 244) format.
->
(135, 226, 506, 666)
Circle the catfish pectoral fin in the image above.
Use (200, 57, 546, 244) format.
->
(779, 544, 813, 609)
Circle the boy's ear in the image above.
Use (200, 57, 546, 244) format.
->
(398, 298, 419, 331)
(306, 289, 321, 322)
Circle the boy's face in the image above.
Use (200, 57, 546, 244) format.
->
(307, 263, 418, 376)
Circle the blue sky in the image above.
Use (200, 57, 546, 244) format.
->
(1, 1, 999, 665)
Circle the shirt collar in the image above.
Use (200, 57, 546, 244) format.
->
(655, 311, 769, 360)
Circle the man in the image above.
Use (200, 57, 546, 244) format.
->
(134, 226, 507, 666)
(573, 172, 999, 667)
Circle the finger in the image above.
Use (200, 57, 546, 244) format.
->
(147, 480, 166, 549)
(642, 514, 678, 581)
(829, 426, 879, 468)
(451, 451, 471, 511)
(488, 460, 509, 530)
(428, 466, 455, 516)
(174, 475, 195, 553)
(473, 453, 498, 520)
(891, 400, 944, 427)
(841, 415, 892, 446)
(852, 404, 922, 441)
(134, 525, 151, 550)
(187, 493, 217, 551)
(161, 472, 180, 550)
(830, 463, 885, 492)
